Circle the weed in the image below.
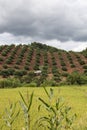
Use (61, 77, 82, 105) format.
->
(19, 91, 33, 130)
(35, 87, 76, 130)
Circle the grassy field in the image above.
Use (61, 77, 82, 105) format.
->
(0, 86, 87, 130)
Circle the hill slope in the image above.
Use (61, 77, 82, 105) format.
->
(0, 42, 87, 85)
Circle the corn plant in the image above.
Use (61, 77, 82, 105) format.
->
(19, 91, 33, 130)
(35, 87, 76, 130)
(1, 102, 20, 130)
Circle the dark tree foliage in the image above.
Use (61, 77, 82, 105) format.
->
(31, 42, 59, 52)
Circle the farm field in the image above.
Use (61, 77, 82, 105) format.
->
(0, 86, 87, 130)
(0, 43, 87, 87)
(0, 43, 87, 81)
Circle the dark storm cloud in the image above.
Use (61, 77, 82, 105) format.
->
(0, 0, 87, 42)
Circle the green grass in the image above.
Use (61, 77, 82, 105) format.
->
(0, 86, 87, 129)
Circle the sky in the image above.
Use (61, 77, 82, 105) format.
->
(0, 0, 87, 51)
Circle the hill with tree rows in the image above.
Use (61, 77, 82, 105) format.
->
(0, 42, 87, 86)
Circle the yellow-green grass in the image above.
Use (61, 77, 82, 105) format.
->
(0, 86, 87, 130)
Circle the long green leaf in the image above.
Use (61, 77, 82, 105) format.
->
(27, 92, 34, 112)
(10, 102, 17, 117)
(39, 98, 56, 115)
(50, 88, 53, 98)
(56, 98, 60, 110)
(43, 87, 50, 98)
(10, 109, 20, 125)
(39, 97, 50, 108)
(19, 91, 28, 107)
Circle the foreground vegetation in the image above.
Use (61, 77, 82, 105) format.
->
(0, 86, 87, 130)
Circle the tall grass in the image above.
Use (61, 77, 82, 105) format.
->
(34, 87, 76, 130)
(0, 86, 87, 129)
(19, 91, 33, 130)
(1, 102, 20, 130)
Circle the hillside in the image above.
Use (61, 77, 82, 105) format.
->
(0, 42, 87, 86)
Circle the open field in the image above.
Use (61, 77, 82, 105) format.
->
(0, 86, 87, 130)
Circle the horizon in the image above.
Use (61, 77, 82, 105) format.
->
(0, 42, 86, 52)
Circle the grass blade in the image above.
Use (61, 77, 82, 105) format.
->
(28, 92, 34, 112)
(39, 97, 56, 115)
(43, 87, 50, 98)
(19, 91, 28, 107)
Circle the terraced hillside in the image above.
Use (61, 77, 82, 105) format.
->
(0, 42, 87, 85)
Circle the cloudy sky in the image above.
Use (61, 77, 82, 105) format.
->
(0, 0, 87, 51)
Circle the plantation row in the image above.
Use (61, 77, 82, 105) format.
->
(0, 44, 87, 72)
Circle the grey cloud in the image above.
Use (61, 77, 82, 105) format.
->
(0, 0, 87, 42)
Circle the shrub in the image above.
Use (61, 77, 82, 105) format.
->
(25, 62, 30, 65)
(7, 68, 15, 75)
(0, 68, 15, 77)
(3, 64, 8, 69)
(84, 54, 87, 58)
(79, 61, 85, 65)
(24, 65, 29, 70)
(5, 59, 12, 64)
(0, 46, 4, 51)
(51, 56, 57, 66)
(0, 78, 21, 88)
(53, 76, 61, 82)
(83, 65, 87, 69)
(61, 62, 66, 66)
(22, 72, 35, 83)
(62, 67, 67, 71)
(0, 69, 10, 78)
(71, 64, 75, 68)
(11, 78, 21, 87)
(28, 82, 37, 87)
(52, 61, 57, 65)
(41, 79, 57, 87)
(14, 70, 27, 77)
(33, 64, 39, 70)
(66, 71, 87, 85)
(22, 71, 36, 83)
(1, 51, 7, 56)
(68, 57, 72, 61)
(69, 60, 73, 64)
(16, 59, 22, 65)
(62, 72, 69, 77)
(52, 67, 58, 74)
(66, 72, 79, 85)
(0, 57, 3, 61)
(41, 66, 48, 78)
(14, 65, 19, 69)
(84, 69, 87, 74)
